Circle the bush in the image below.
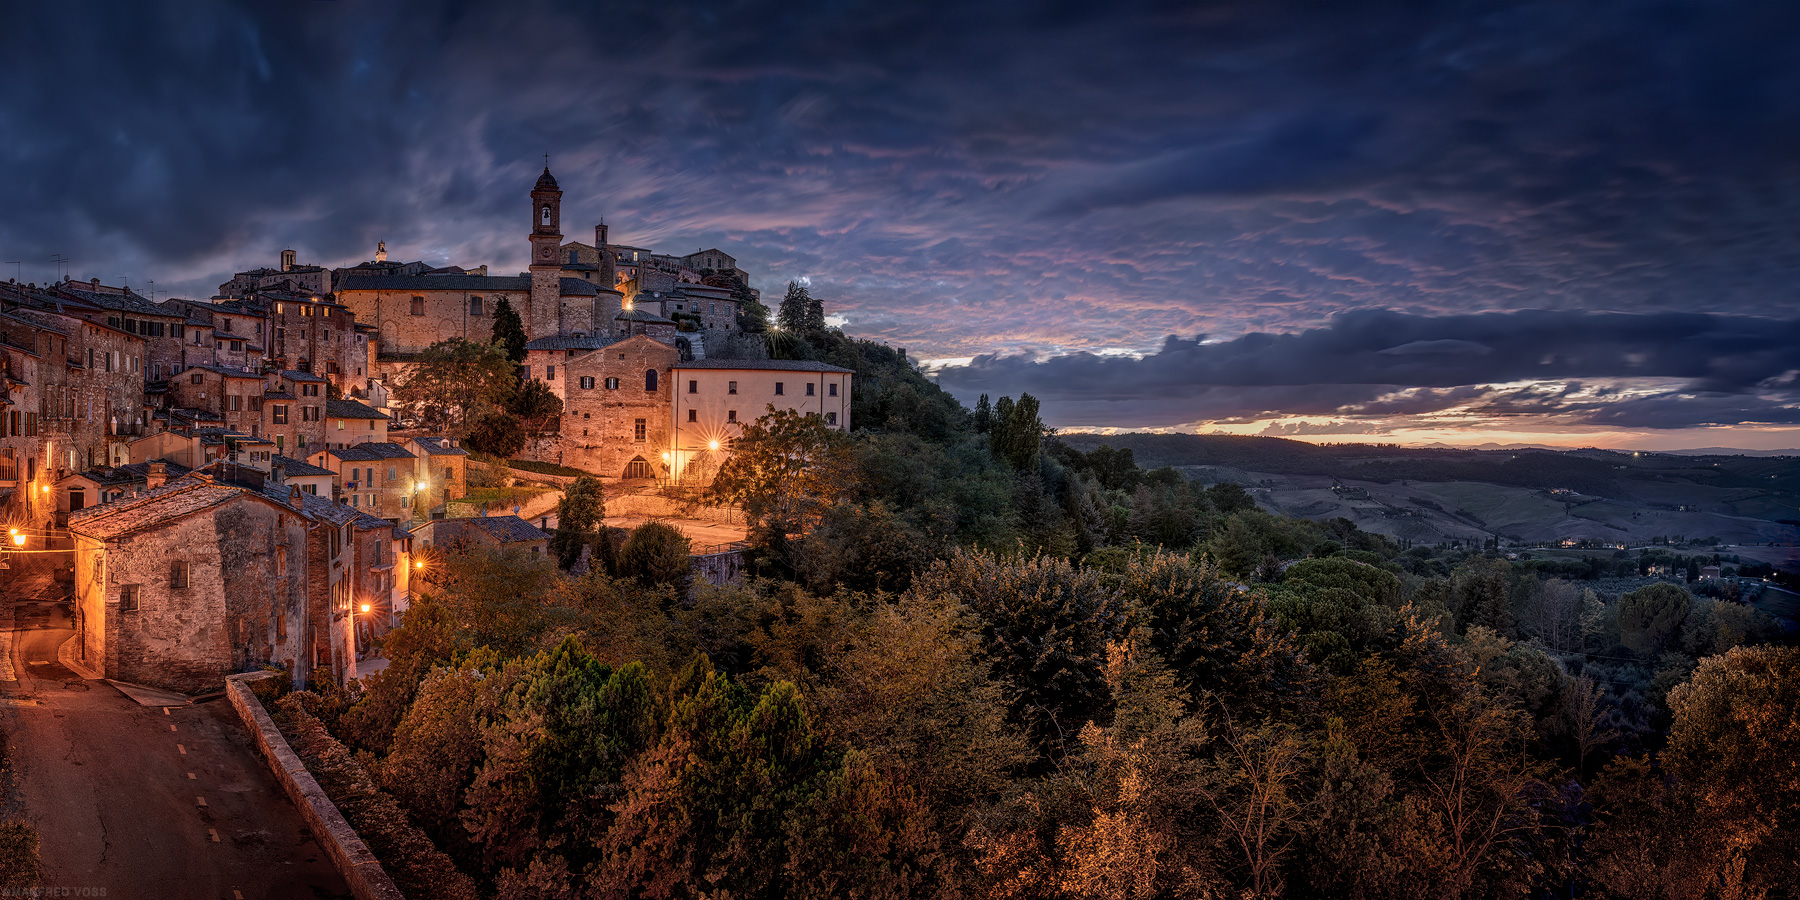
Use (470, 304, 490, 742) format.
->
(275, 695, 480, 900)
(618, 521, 692, 588)
(0, 822, 39, 890)
(506, 458, 596, 478)
(464, 412, 525, 458)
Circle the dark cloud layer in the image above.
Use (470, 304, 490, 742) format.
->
(3, 1, 1799, 435)
(935, 310, 1800, 428)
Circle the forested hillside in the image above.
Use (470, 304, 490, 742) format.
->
(273, 313, 1799, 899)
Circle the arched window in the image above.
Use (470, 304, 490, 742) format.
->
(644, 369, 658, 392)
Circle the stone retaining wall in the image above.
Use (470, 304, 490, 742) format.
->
(225, 673, 404, 900)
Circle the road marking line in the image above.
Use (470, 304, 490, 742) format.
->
(162, 707, 170, 715)
(169, 724, 176, 732)
(196, 796, 207, 807)
(187, 772, 196, 779)
(177, 744, 186, 754)
(209, 828, 220, 843)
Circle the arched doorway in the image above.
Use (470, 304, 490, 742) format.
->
(623, 456, 653, 480)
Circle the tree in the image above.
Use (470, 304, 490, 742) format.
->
(393, 338, 517, 433)
(507, 378, 564, 459)
(972, 394, 994, 434)
(464, 411, 525, 458)
(1618, 582, 1692, 655)
(777, 280, 825, 334)
(617, 521, 692, 589)
(709, 406, 858, 535)
(1665, 646, 1800, 863)
(988, 394, 1046, 471)
(551, 475, 607, 570)
(491, 297, 528, 362)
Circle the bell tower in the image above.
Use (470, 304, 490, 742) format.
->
(528, 164, 564, 338)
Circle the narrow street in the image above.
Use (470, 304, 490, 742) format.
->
(0, 570, 348, 899)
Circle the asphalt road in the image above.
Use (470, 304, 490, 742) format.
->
(1, 571, 349, 899)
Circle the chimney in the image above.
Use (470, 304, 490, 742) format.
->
(289, 485, 303, 509)
(280, 249, 297, 272)
(375, 241, 387, 263)
(146, 461, 167, 489)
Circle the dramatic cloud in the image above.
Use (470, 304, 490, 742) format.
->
(935, 310, 1800, 429)
(2, 1, 1798, 441)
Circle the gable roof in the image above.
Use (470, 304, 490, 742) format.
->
(524, 334, 617, 352)
(409, 436, 468, 456)
(674, 358, 854, 374)
(325, 398, 390, 420)
(422, 515, 550, 545)
(272, 455, 334, 477)
(325, 442, 416, 462)
(68, 479, 257, 540)
(336, 274, 531, 293)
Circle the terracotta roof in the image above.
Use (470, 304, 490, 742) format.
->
(326, 442, 416, 462)
(272, 455, 334, 477)
(67, 479, 248, 540)
(423, 515, 550, 545)
(559, 278, 598, 296)
(325, 398, 390, 420)
(336, 275, 531, 292)
(524, 334, 616, 352)
(410, 437, 468, 456)
(674, 358, 854, 373)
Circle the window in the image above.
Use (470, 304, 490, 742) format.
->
(826, 412, 838, 426)
(250, 397, 262, 412)
(580, 376, 594, 390)
(806, 383, 815, 396)
(410, 296, 425, 316)
(191, 373, 203, 384)
(688, 380, 697, 394)
(230, 396, 242, 411)
(604, 377, 619, 390)
(728, 381, 738, 394)
(728, 409, 737, 423)
(645, 369, 658, 392)
(337, 419, 345, 431)
(775, 382, 784, 396)
(230, 341, 243, 352)
(829, 383, 838, 397)
(547, 365, 555, 380)
(687, 409, 697, 422)
(272, 405, 288, 425)
(469, 296, 484, 316)
(388, 466, 397, 480)
(120, 585, 140, 611)
(170, 561, 189, 589)
(633, 419, 647, 441)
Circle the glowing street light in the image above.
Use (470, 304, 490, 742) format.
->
(9, 528, 23, 547)
(359, 603, 372, 614)
(707, 439, 720, 451)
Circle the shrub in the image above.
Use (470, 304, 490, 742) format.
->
(275, 694, 479, 900)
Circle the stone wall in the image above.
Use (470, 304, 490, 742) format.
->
(557, 336, 679, 479)
(225, 674, 404, 900)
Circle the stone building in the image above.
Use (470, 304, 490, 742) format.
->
(168, 365, 266, 436)
(535, 334, 680, 479)
(324, 398, 390, 450)
(414, 514, 550, 558)
(216, 249, 333, 299)
(400, 436, 469, 512)
(667, 359, 854, 484)
(307, 441, 417, 518)
(262, 370, 328, 456)
(54, 282, 195, 382)
(68, 464, 409, 692)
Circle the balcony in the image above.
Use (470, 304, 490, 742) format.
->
(0, 457, 17, 486)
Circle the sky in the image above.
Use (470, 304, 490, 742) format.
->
(2, 1, 1799, 450)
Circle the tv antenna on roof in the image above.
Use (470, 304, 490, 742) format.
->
(49, 254, 68, 282)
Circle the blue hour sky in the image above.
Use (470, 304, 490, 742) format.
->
(2, 1, 1799, 448)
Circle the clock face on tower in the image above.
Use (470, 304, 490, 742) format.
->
(539, 246, 553, 259)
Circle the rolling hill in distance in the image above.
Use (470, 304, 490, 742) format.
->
(1060, 433, 1800, 559)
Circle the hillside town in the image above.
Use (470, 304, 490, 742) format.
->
(0, 167, 849, 693)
